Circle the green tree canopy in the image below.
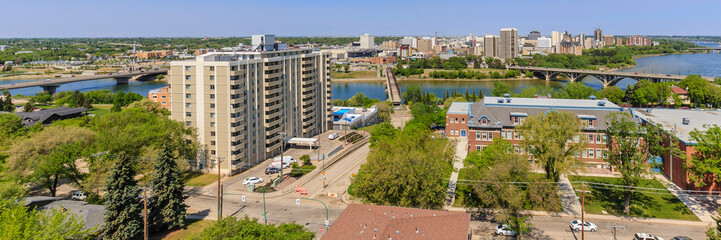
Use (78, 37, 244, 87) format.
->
(190, 216, 314, 240)
(686, 124, 721, 188)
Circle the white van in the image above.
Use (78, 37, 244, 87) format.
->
(268, 161, 290, 169)
(273, 156, 297, 164)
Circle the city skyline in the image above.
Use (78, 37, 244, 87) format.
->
(1, 0, 720, 38)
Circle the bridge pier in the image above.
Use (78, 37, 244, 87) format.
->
(114, 77, 131, 85)
(40, 84, 60, 95)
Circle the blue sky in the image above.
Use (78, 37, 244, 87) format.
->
(1, 0, 719, 37)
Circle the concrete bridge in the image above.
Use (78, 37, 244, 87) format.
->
(0, 69, 167, 94)
(689, 47, 721, 53)
(384, 67, 402, 105)
(509, 66, 715, 88)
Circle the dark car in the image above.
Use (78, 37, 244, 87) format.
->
(265, 167, 280, 175)
(670, 237, 692, 240)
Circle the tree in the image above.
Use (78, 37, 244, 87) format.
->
(102, 154, 143, 240)
(22, 101, 34, 112)
(150, 144, 187, 231)
(556, 82, 598, 99)
(491, 80, 511, 97)
(376, 101, 393, 123)
(464, 138, 513, 170)
(300, 154, 311, 166)
(401, 85, 423, 104)
(190, 216, 314, 240)
(343, 64, 350, 73)
(708, 209, 721, 240)
(155, 74, 165, 81)
(1, 90, 13, 112)
(679, 74, 711, 107)
(604, 112, 666, 214)
(352, 122, 453, 209)
(6, 126, 95, 197)
(597, 86, 625, 103)
(517, 111, 585, 182)
(1, 202, 95, 239)
(686, 124, 721, 188)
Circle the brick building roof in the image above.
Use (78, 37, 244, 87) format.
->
(321, 204, 470, 240)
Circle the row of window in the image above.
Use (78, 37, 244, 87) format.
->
(185, 112, 216, 118)
(151, 95, 167, 99)
(186, 66, 216, 71)
(185, 103, 216, 108)
(185, 94, 216, 99)
(473, 144, 608, 160)
(449, 117, 465, 124)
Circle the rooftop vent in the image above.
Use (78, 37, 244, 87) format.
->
(683, 117, 690, 125)
(590, 95, 596, 100)
(497, 98, 505, 103)
(597, 101, 606, 106)
(506, 98, 512, 103)
(503, 93, 510, 97)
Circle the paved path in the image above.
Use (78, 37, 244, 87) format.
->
(559, 174, 583, 217)
(654, 174, 716, 224)
(446, 138, 468, 206)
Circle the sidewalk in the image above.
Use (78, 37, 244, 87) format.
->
(654, 174, 715, 224)
(559, 174, 582, 217)
(446, 138, 468, 206)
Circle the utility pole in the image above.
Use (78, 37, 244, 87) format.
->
(581, 182, 585, 240)
(280, 132, 286, 184)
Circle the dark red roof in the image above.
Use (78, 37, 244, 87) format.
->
(671, 86, 688, 94)
(321, 204, 470, 240)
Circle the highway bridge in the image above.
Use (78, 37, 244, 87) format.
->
(384, 67, 402, 105)
(689, 47, 721, 53)
(0, 69, 168, 94)
(509, 66, 715, 88)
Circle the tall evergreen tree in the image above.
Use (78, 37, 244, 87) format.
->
(150, 144, 187, 231)
(102, 155, 143, 240)
(477, 88, 484, 100)
(1, 90, 13, 112)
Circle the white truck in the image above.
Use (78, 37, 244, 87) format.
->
(268, 156, 296, 169)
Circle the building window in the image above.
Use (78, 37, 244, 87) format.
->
(514, 131, 520, 140)
(587, 134, 594, 143)
(185, 112, 192, 117)
(210, 76, 215, 81)
(588, 149, 595, 158)
(210, 103, 215, 108)
(211, 131, 216, 136)
(185, 75, 191, 80)
(210, 113, 215, 118)
(210, 122, 215, 127)
(186, 94, 191, 99)
(488, 132, 494, 141)
(582, 149, 588, 158)
(231, 66, 237, 71)
(476, 132, 481, 140)
(461, 118, 465, 124)
(211, 141, 216, 146)
(209, 66, 215, 71)
(185, 66, 191, 71)
(482, 132, 487, 141)
(185, 84, 191, 89)
(210, 85, 215, 90)
(185, 121, 191, 126)
(152, 95, 157, 99)
(186, 103, 191, 108)
(161, 101, 166, 105)
(210, 94, 215, 99)
(596, 149, 603, 159)
(161, 95, 166, 99)
(501, 131, 506, 139)
(514, 145, 520, 153)
(513, 117, 519, 125)
(476, 145, 482, 151)
(210, 150, 216, 155)
(481, 118, 487, 125)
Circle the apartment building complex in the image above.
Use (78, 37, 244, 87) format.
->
(499, 28, 518, 59)
(169, 48, 332, 174)
(446, 97, 624, 169)
(148, 86, 171, 109)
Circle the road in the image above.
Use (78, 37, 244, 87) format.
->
(528, 215, 705, 240)
(0, 69, 167, 90)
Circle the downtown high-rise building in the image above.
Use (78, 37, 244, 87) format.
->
(527, 30, 541, 40)
(169, 42, 332, 174)
(483, 35, 499, 57)
(594, 28, 603, 42)
(551, 31, 561, 46)
(360, 34, 374, 49)
(499, 28, 518, 59)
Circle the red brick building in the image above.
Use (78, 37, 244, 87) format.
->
(148, 86, 170, 110)
(446, 97, 624, 169)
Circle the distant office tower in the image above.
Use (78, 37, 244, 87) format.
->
(537, 37, 552, 49)
(616, 37, 623, 46)
(499, 28, 518, 59)
(603, 35, 615, 46)
(170, 48, 332, 174)
(528, 30, 541, 40)
(416, 39, 433, 52)
(400, 37, 413, 45)
(627, 35, 651, 46)
(360, 34, 374, 49)
(252, 34, 276, 51)
(382, 40, 399, 50)
(594, 28, 603, 42)
(551, 31, 561, 46)
(483, 35, 499, 57)
(579, 33, 585, 49)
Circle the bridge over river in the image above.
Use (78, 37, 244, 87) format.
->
(0, 69, 167, 94)
(509, 66, 715, 88)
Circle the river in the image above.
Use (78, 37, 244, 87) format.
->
(2, 41, 719, 100)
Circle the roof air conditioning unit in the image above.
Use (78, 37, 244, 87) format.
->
(597, 101, 606, 106)
(497, 98, 504, 103)
(590, 95, 596, 100)
(506, 98, 512, 103)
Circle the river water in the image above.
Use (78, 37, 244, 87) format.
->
(2, 41, 719, 100)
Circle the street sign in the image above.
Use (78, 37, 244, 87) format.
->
(325, 220, 329, 226)
(296, 198, 301, 205)
(322, 171, 325, 175)
(242, 195, 246, 202)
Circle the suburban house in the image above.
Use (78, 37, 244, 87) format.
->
(633, 108, 721, 193)
(446, 96, 625, 170)
(321, 204, 471, 240)
(15, 107, 88, 126)
(669, 86, 691, 105)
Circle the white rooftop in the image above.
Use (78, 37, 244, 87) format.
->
(484, 97, 622, 110)
(447, 102, 472, 114)
(633, 108, 721, 144)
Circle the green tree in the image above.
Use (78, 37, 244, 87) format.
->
(102, 154, 143, 240)
(679, 74, 711, 107)
(604, 112, 666, 214)
(6, 126, 95, 197)
(491, 80, 511, 97)
(23, 101, 34, 112)
(597, 86, 625, 103)
(1, 90, 13, 112)
(300, 154, 312, 166)
(517, 111, 585, 182)
(708, 209, 721, 240)
(150, 144, 188, 231)
(343, 64, 350, 73)
(155, 74, 165, 81)
(0, 202, 95, 239)
(401, 85, 423, 104)
(375, 101, 394, 123)
(464, 138, 513, 170)
(190, 216, 314, 240)
(686, 124, 721, 188)
(556, 82, 598, 99)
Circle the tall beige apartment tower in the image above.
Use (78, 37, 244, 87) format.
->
(169, 48, 332, 175)
(499, 28, 518, 59)
(483, 35, 499, 57)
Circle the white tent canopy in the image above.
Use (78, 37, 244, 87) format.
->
(286, 137, 319, 147)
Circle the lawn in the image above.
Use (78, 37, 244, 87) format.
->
(87, 104, 112, 116)
(568, 175, 699, 221)
(331, 70, 377, 79)
(181, 172, 219, 187)
(156, 219, 215, 240)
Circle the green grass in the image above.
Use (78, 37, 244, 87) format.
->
(87, 104, 112, 116)
(181, 172, 219, 187)
(331, 70, 377, 79)
(290, 165, 317, 178)
(157, 219, 215, 240)
(347, 181, 357, 197)
(568, 175, 700, 221)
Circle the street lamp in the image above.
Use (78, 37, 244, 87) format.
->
(296, 198, 330, 229)
(279, 132, 287, 184)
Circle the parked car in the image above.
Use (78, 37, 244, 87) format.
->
(242, 177, 264, 185)
(670, 236, 692, 240)
(43, 79, 51, 82)
(265, 167, 280, 175)
(328, 132, 339, 140)
(569, 220, 597, 232)
(495, 224, 516, 236)
(71, 191, 86, 201)
(634, 233, 664, 240)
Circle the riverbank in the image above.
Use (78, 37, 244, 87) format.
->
(331, 77, 537, 83)
(0, 74, 54, 80)
(608, 51, 705, 72)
